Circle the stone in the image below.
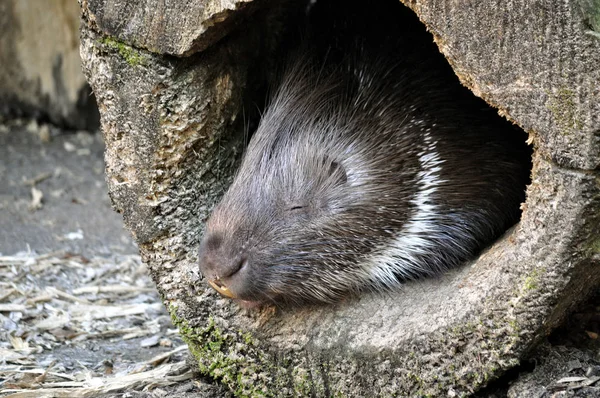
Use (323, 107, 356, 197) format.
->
(0, 0, 99, 130)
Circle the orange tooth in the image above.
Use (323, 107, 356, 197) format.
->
(208, 280, 236, 298)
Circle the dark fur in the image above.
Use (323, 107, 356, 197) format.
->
(198, 0, 531, 306)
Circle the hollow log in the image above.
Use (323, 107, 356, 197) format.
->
(79, 0, 600, 396)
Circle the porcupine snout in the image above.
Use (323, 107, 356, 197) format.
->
(198, 231, 249, 299)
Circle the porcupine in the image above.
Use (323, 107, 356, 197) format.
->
(197, 0, 531, 306)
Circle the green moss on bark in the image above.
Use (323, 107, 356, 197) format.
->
(100, 36, 148, 66)
(546, 87, 584, 135)
(168, 305, 333, 397)
(168, 301, 525, 397)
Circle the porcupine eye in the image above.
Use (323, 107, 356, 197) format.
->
(329, 161, 348, 185)
(286, 159, 347, 213)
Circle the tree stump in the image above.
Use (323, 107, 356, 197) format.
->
(0, 0, 98, 129)
(79, 0, 600, 396)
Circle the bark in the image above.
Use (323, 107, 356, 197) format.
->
(79, 0, 600, 396)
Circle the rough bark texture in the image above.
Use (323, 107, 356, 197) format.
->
(401, 0, 600, 171)
(80, 0, 259, 56)
(0, 0, 98, 130)
(79, 0, 600, 396)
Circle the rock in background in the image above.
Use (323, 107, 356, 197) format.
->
(0, 0, 99, 130)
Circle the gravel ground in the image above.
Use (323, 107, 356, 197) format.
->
(0, 119, 598, 397)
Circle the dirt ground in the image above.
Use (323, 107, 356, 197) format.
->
(0, 120, 598, 397)
(0, 120, 135, 256)
(0, 120, 230, 397)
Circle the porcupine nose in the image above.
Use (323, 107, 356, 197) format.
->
(198, 232, 247, 298)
